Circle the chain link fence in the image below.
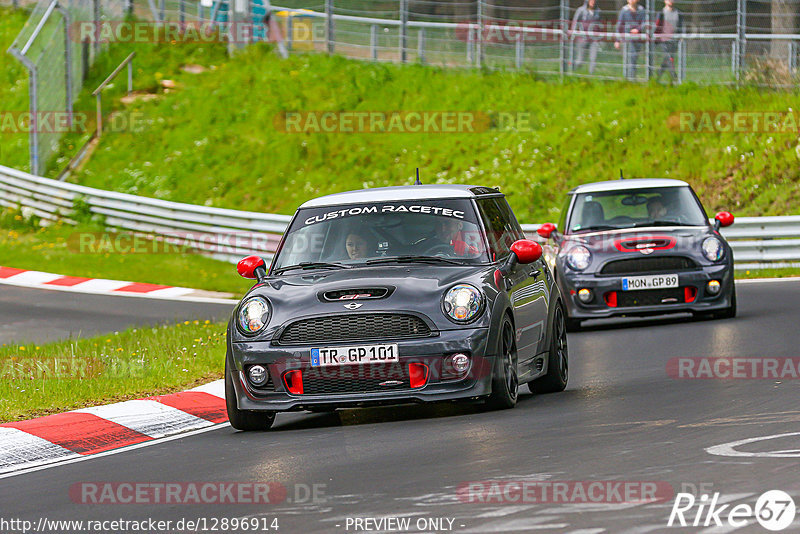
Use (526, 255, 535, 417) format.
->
(5, 0, 125, 175)
(268, 0, 799, 84)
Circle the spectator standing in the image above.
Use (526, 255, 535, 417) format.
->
(614, 0, 646, 80)
(571, 0, 602, 74)
(655, 0, 684, 82)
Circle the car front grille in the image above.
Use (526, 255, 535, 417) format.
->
(278, 314, 432, 345)
(617, 287, 685, 307)
(301, 364, 411, 395)
(600, 256, 697, 275)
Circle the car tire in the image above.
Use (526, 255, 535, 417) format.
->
(528, 302, 569, 394)
(696, 286, 737, 321)
(225, 355, 276, 431)
(564, 313, 582, 332)
(485, 316, 519, 410)
(717, 287, 737, 319)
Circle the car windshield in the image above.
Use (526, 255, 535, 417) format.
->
(566, 186, 708, 234)
(272, 199, 491, 272)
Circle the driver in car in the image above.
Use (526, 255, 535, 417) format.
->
(647, 196, 669, 220)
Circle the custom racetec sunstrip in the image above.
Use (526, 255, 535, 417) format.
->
(225, 185, 568, 430)
(537, 178, 736, 331)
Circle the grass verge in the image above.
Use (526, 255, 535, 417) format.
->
(0, 211, 253, 295)
(0, 319, 227, 423)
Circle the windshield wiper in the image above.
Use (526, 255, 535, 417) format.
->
(365, 255, 465, 266)
(633, 220, 691, 227)
(272, 261, 351, 274)
(575, 225, 619, 232)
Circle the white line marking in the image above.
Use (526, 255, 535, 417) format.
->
(74, 399, 213, 438)
(706, 431, 800, 458)
(736, 277, 800, 284)
(0, 427, 81, 474)
(4, 271, 62, 285)
(0, 421, 231, 480)
(190, 379, 225, 398)
(0, 278, 238, 304)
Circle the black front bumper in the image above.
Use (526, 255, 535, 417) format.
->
(229, 327, 494, 412)
(559, 264, 734, 320)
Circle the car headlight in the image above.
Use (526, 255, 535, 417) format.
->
(565, 245, 592, 271)
(238, 296, 271, 335)
(442, 284, 484, 323)
(702, 237, 724, 262)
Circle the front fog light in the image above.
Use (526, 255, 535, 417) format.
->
(707, 280, 721, 295)
(247, 365, 268, 386)
(451, 353, 471, 373)
(443, 353, 471, 378)
(577, 288, 593, 303)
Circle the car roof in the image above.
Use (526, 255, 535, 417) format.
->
(299, 184, 502, 208)
(569, 178, 689, 194)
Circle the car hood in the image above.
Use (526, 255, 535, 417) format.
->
(561, 225, 714, 252)
(230, 264, 497, 342)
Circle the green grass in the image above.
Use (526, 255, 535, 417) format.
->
(0, 320, 227, 422)
(0, 210, 253, 295)
(737, 267, 800, 279)
(56, 46, 800, 224)
(0, 7, 31, 171)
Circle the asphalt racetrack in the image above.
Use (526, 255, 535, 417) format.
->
(2, 279, 800, 532)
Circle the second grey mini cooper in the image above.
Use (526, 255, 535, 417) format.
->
(225, 185, 568, 430)
(537, 178, 736, 330)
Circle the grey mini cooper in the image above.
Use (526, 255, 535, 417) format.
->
(225, 185, 568, 430)
(537, 178, 736, 330)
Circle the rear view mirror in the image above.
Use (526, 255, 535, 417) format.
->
(237, 255, 267, 281)
(537, 223, 557, 240)
(714, 211, 734, 229)
(510, 240, 543, 264)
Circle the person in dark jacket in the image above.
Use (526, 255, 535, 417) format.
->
(571, 0, 602, 74)
(614, 0, 646, 80)
(655, 0, 684, 82)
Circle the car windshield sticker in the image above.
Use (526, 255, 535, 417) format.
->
(304, 205, 466, 225)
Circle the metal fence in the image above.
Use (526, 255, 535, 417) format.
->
(5, 0, 124, 176)
(266, 0, 799, 85)
(2, 163, 799, 269)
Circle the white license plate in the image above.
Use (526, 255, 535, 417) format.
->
(622, 274, 679, 291)
(310, 344, 399, 367)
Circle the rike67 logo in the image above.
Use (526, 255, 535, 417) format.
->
(668, 490, 796, 531)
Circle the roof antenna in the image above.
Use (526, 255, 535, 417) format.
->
(414, 168, 422, 185)
(619, 169, 625, 180)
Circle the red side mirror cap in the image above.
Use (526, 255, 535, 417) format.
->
(715, 211, 734, 228)
(537, 223, 557, 240)
(237, 255, 266, 279)
(510, 240, 543, 264)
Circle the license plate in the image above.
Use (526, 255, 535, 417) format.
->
(622, 274, 679, 291)
(310, 344, 399, 367)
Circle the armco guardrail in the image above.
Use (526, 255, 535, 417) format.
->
(1, 163, 799, 270)
(0, 164, 291, 263)
(521, 218, 800, 271)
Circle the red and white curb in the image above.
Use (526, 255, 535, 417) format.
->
(0, 266, 237, 304)
(0, 379, 226, 476)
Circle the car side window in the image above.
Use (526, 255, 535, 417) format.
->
(476, 198, 518, 261)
